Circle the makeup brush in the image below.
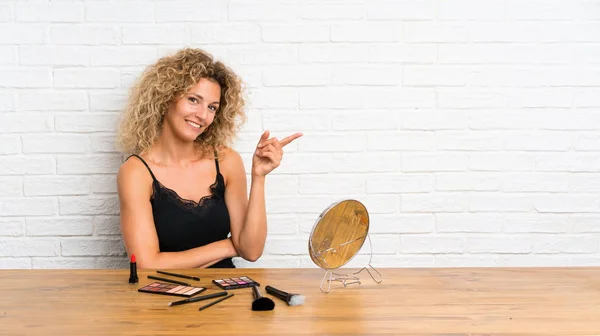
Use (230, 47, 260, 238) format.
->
(265, 285, 305, 306)
(168, 291, 227, 307)
(251, 286, 274, 311)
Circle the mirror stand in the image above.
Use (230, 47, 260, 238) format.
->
(316, 233, 383, 293)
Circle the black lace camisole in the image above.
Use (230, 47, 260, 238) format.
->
(127, 153, 235, 268)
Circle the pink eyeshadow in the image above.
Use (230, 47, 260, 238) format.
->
(167, 285, 184, 293)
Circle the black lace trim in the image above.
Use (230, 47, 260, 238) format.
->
(151, 173, 225, 215)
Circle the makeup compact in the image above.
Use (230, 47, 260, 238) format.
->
(212, 276, 260, 290)
(138, 281, 206, 297)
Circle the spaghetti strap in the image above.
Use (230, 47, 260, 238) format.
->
(127, 154, 157, 182)
(213, 149, 220, 174)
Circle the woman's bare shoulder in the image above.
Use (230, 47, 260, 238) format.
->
(215, 147, 245, 183)
(117, 155, 154, 196)
(216, 146, 244, 165)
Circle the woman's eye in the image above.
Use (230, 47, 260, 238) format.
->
(188, 97, 198, 103)
(209, 106, 217, 112)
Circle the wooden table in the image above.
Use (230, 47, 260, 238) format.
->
(1, 267, 599, 335)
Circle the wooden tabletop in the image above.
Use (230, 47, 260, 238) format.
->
(0, 267, 599, 335)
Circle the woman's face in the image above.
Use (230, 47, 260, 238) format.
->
(163, 77, 221, 143)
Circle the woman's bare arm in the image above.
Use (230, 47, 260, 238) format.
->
(223, 131, 302, 262)
(221, 149, 265, 262)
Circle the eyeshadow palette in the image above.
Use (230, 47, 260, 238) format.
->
(138, 282, 206, 297)
(212, 276, 260, 290)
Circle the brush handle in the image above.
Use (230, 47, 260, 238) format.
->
(251, 285, 262, 300)
(169, 291, 228, 307)
(265, 285, 290, 302)
(198, 293, 234, 311)
(157, 270, 200, 281)
(147, 275, 190, 286)
(187, 291, 227, 302)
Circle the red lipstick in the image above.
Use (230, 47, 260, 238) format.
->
(129, 254, 138, 284)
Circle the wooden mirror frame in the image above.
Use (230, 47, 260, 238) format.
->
(308, 199, 370, 270)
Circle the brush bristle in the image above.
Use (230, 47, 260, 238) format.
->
(288, 294, 305, 306)
(252, 297, 275, 311)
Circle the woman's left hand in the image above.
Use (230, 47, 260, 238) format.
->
(252, 130, 303, 178)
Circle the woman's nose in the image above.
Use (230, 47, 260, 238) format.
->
(195, 105, 209, 120)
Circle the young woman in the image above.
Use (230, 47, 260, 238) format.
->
(115, 48, 302, 269)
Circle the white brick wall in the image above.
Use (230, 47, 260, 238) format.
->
(1, 0, 599, 270)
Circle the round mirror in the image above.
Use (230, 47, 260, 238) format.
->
(308, 199, 369, 270)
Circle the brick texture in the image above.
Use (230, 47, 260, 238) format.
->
(0, 0, 598, 269)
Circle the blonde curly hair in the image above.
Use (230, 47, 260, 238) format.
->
(116, 47, 246, 157)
